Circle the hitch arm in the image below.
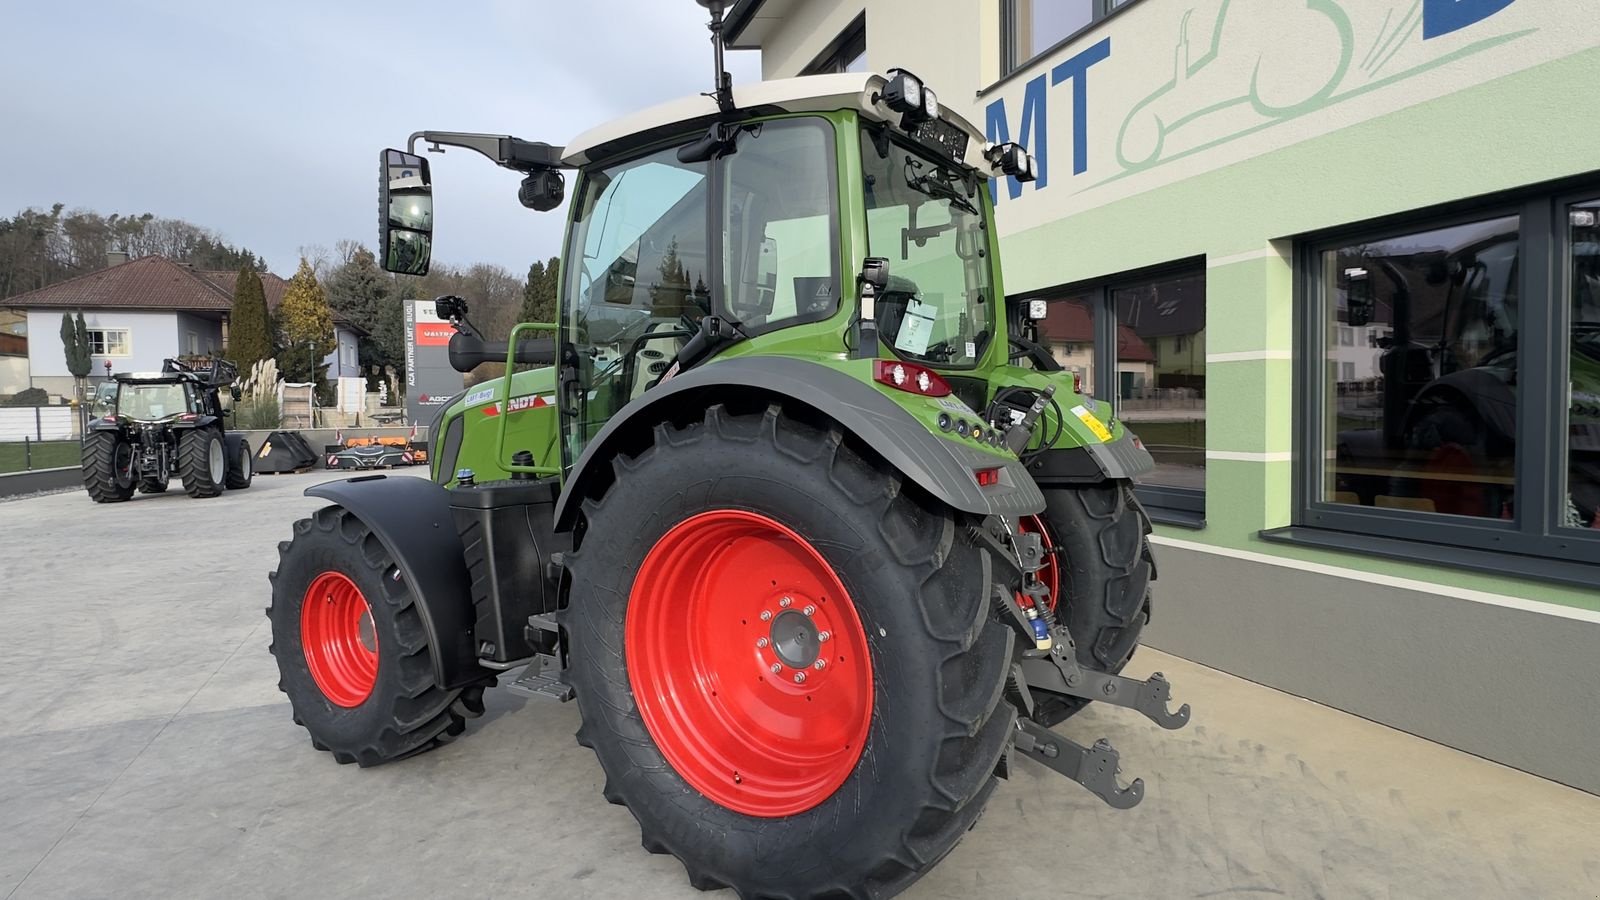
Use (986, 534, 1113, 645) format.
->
(1012, 720, 1144, 809)
(1019, 630, 1191, 730)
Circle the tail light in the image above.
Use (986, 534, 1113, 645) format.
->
(974, 467, 1001, 487)
(873, 360, 952, 397)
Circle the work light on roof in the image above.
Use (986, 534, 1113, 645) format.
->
(984, 141, 1038, 184)
(882, 69, 939, 128)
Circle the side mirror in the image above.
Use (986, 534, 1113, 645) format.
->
(380, 149, 434, 276)
(1344, 267, 1374, 328)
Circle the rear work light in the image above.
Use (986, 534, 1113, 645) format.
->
(873, 360, 952, 397)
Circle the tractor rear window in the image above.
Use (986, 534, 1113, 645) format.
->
(860, 128, 995, 369)
(117, 383, 191, 420)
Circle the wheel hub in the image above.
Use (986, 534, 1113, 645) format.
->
(626, 509, 873, 818)
(300, 571, 379, 707)
(768, 609, 819, 669)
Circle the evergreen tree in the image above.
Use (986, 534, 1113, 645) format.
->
(519, 256, 561, 325)
(276, 258, 337, 389)
(228, 265, 273, 373)
(61, 312, 92, 378)
(326, 246, 401, 375)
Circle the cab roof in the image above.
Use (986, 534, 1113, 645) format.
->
(561, 72, 989, 170)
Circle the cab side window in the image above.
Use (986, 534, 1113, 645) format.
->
(722, 119, 839, 331)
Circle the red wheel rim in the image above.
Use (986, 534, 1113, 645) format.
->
(626, 509, 873, 818)
(1018, 515, 1059, 612)
(301, 571, 379, 707)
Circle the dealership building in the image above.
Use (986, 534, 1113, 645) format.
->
(724, 0, 1599, 793)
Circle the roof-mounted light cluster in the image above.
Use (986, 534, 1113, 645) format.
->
(983, 141, 1038, 183)
(880, 69, 940, 130)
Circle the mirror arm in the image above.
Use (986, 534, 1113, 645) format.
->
(407, 131, 567, 173)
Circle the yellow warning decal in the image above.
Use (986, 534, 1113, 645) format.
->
(1069, 405, 1112, 442)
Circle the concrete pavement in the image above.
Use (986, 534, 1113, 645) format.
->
(2, 471, 1597, 899)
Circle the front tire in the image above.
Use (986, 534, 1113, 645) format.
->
(565, 406, 1015, 898)
(82, 431, 135, 503)
(179, 426, 226, 498)
(267, 506, 484, 765)
(225, 436, 253, 489)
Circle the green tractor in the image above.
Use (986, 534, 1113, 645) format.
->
(269, 5, 1187, 895)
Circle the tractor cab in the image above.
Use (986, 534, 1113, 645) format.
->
(377, 67, 1049, 484)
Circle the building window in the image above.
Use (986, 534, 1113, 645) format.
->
(802, 15, 866, 75)
(87, 329, 130, 356)
(1020, 260, 1206, 522)
(1564, 201, 1600, 530)
(188, 332, 199, 355)
(1001, 0, 1133, 75)
(1298, 186, 1600, 566)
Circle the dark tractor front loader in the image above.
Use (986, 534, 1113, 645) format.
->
(83, 357, 252, 502)
(268, 7, 1189, 896)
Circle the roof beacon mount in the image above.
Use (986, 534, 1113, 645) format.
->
(697, 0, 736, 115)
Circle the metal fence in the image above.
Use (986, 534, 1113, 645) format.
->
(0, 406, 77, 442)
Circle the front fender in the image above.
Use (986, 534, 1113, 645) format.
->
(304, 475, 482, 689)
(553, 356, 1047, 532)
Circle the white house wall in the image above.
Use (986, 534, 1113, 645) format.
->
(25, 309, 180, 380)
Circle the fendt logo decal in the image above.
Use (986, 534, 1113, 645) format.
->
(482, 394, 556, 417)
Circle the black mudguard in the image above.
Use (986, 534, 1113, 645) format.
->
(552, 355, 1047, 532)
(304, 475, 482, 690)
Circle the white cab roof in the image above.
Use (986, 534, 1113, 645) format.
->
(562, 72, 989, 169)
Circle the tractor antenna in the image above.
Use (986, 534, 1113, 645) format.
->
(697, 0, 736, 114)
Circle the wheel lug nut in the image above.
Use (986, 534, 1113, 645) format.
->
(813, 659, 826, 670)
(756, 637, 769, 649)
(803, 605, 816, 616)
(793, 672, 807, 684)
(760, 610, 773, 622)
(770, 663, 782, 674)
(818, 631, 831, 642)
(779, 597, 793, 608)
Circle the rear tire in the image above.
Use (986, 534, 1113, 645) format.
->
(566, 405, 1014, 898)
(225, 436, 253, 489)
(178, 426, 225, 498)
(82, 431, 136, 503)
(267, 506, 484, 765)
(1027, 482, 1154, 726)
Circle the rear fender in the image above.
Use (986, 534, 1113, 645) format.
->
(552, 356, 1047, 532)
(304, 475, 482, 689)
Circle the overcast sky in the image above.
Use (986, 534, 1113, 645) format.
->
(0, 0, 760, 276)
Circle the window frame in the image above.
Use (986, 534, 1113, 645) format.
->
(87, 328, 131, 357)
(1009, 256, 1207, 526)
(1292, 186, 1600, 568)
(801, 14, 866, 76)
(999, 0, 1137, 78)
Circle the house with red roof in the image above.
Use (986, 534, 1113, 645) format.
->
(1035, 299, 1157, 397)
(4, 255, 366, 410)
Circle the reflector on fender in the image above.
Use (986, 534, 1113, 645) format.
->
(872, 360, 952, 397)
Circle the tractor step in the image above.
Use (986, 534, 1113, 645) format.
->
(1012, 719, 1144, 809)
(506, 655, 573, 702)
